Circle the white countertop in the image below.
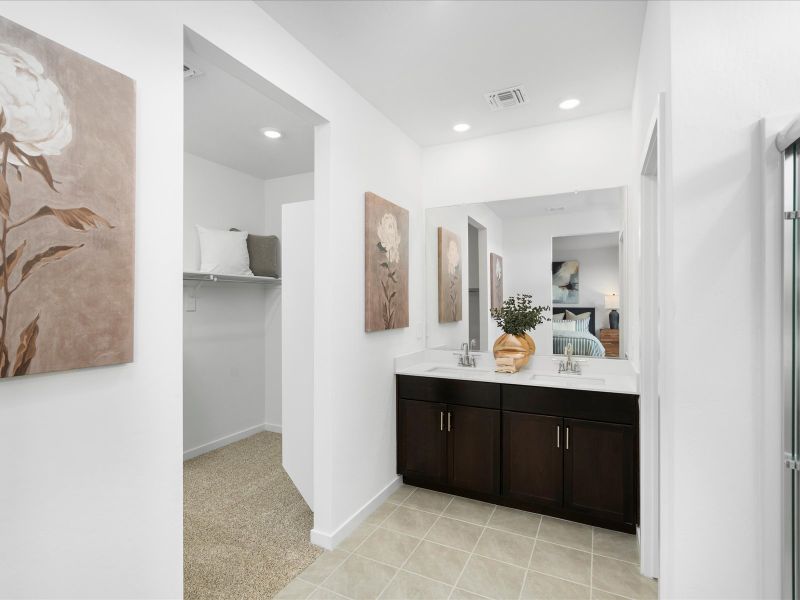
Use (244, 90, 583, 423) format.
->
(395, 350, 639, 395)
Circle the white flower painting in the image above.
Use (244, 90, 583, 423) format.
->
(0, 16, 135, 378)
(490, 253, 503, 310)
(438, 227, 462, 323)
(365, 192, 409, 332)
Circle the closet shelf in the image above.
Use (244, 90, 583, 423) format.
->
(183, 271, 281, 286)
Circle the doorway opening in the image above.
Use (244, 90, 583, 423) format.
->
(182, 28, 325, 598)
(467, 218, 488, 351)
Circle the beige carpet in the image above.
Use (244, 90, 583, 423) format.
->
(184, 432, 322, 599)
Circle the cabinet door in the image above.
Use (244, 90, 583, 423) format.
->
(564, 418, 635, 524)
(447, 405, 501, 495)
(398, 399, 447, 485)
(502, 411, 563, 508)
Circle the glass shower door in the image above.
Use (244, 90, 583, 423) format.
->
(785, 140, 799, 600)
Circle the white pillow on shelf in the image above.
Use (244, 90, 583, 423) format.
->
(196, 225, 253, 275)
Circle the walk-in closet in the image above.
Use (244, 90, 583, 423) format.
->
(181, 29, 320, 598)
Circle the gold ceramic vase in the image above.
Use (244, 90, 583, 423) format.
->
(493, 332, 536, 370)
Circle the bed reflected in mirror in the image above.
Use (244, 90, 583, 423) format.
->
(552, 232, 622, 358)
(425, 186, 625, 360)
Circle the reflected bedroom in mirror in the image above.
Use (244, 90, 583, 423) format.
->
(426, 186, 625, 364)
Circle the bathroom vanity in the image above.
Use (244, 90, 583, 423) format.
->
(395, 354, 639, 533)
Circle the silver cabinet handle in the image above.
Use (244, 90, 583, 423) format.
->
(566, 426, 570, 450)
(447, 412, 452, 432)
(556, 425, 561, 448)
(440, 411, 444, 431)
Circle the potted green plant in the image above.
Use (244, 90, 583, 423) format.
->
(490, 294, 550, 369)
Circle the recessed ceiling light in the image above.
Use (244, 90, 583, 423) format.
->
(453, 123, 471, 133)
(262, 128, 282, 139)
(558, 98, 581, 110)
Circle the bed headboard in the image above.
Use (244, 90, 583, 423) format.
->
(552, 307, 597, 336)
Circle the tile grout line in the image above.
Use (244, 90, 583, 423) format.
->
(590, 526, 595, 597)
(374, 492, 457, 600)
(450, 503, 497, 599)
(516, 513, 540, 600)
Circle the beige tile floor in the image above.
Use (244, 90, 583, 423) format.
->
(276, 485, 658, 600)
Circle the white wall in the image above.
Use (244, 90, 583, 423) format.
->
(425, 203, 503, 351)
(183, 152, 273, 456)
(422, 110, 631, 208)
(263, 171, 313, 429)
(503, 210, 623, 353)
(0, 2, 184, 597)
(0, 1, 424, 596)
(552, 244, 620, 331)
(282, 201, 314, 508)
(658, 2, 800, 597)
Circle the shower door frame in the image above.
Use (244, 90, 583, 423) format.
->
(785, 139, 800, 600)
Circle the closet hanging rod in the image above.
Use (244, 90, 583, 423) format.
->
(182, 271, 281, 286)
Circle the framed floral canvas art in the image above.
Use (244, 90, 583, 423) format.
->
(490, 252, 503, 309)
(0, 16, 135, 378)
(438, 227, 462, 323)
(364, 192, 409, 332)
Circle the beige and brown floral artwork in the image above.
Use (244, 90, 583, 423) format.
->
(0, 17, 134, 379)
(437, 227, 462, 323)
(365, 192, 409, 332)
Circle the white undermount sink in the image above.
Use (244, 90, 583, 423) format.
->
(530, 374, 606, 386)
(425, 366, 493, 377)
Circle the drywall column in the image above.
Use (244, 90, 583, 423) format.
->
(282, 200, 314, 508)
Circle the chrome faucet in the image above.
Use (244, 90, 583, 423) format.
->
(454, 342, 477, 367)
(558, 343, 582, 374)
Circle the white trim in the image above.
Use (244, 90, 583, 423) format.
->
(182, 422, 280, 460)
(638, 92, 667, 580)
(309, 476, 402, 550)
(776, 117, 800, 153)
(264, 422, 282, 434)
(761, 113, 799, 599)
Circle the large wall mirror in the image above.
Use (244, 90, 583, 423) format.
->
(425, 186, 625, 359)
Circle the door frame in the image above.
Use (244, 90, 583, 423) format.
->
(638, 92, 668, 579)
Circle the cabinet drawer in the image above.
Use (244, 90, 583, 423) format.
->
(397, 375, 501, 409)
(502, 384, 637, 425)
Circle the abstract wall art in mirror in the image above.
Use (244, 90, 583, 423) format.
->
(0, 16, 135, 378)
(437, 226, 462, 323)
(364, 191, 409, 332)
(552, 260, 579, 304)
(490, 252, 503, 309)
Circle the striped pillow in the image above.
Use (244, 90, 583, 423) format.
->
(573, 317, 590, 332)
(553, 320, 577, 332)
(565, 310, 591, 332)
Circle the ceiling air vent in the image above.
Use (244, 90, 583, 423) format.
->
(183, 64, 202, 80)
(485, 85, 528, 111)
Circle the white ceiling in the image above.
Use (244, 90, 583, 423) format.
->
(554, 231, 620, 252)
(258, 0, 646, 147)
(184, 47, 314, 180)
(486, 187, 624, 219)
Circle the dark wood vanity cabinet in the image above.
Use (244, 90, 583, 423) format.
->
(563, 418, 635, 525)
(397, 398, 501, 496)
(398, 399, 448, 485)
(502, 411, 563, 508)
(448, 404, 501, 495)
(397, 375, 639, 533)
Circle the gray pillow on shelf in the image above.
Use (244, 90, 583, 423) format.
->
(230, 229, 281, 278)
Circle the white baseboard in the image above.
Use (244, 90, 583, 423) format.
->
(183, 422, 282, 460)
(264, 422, 282, 433)
(310, 476, 402, 550)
